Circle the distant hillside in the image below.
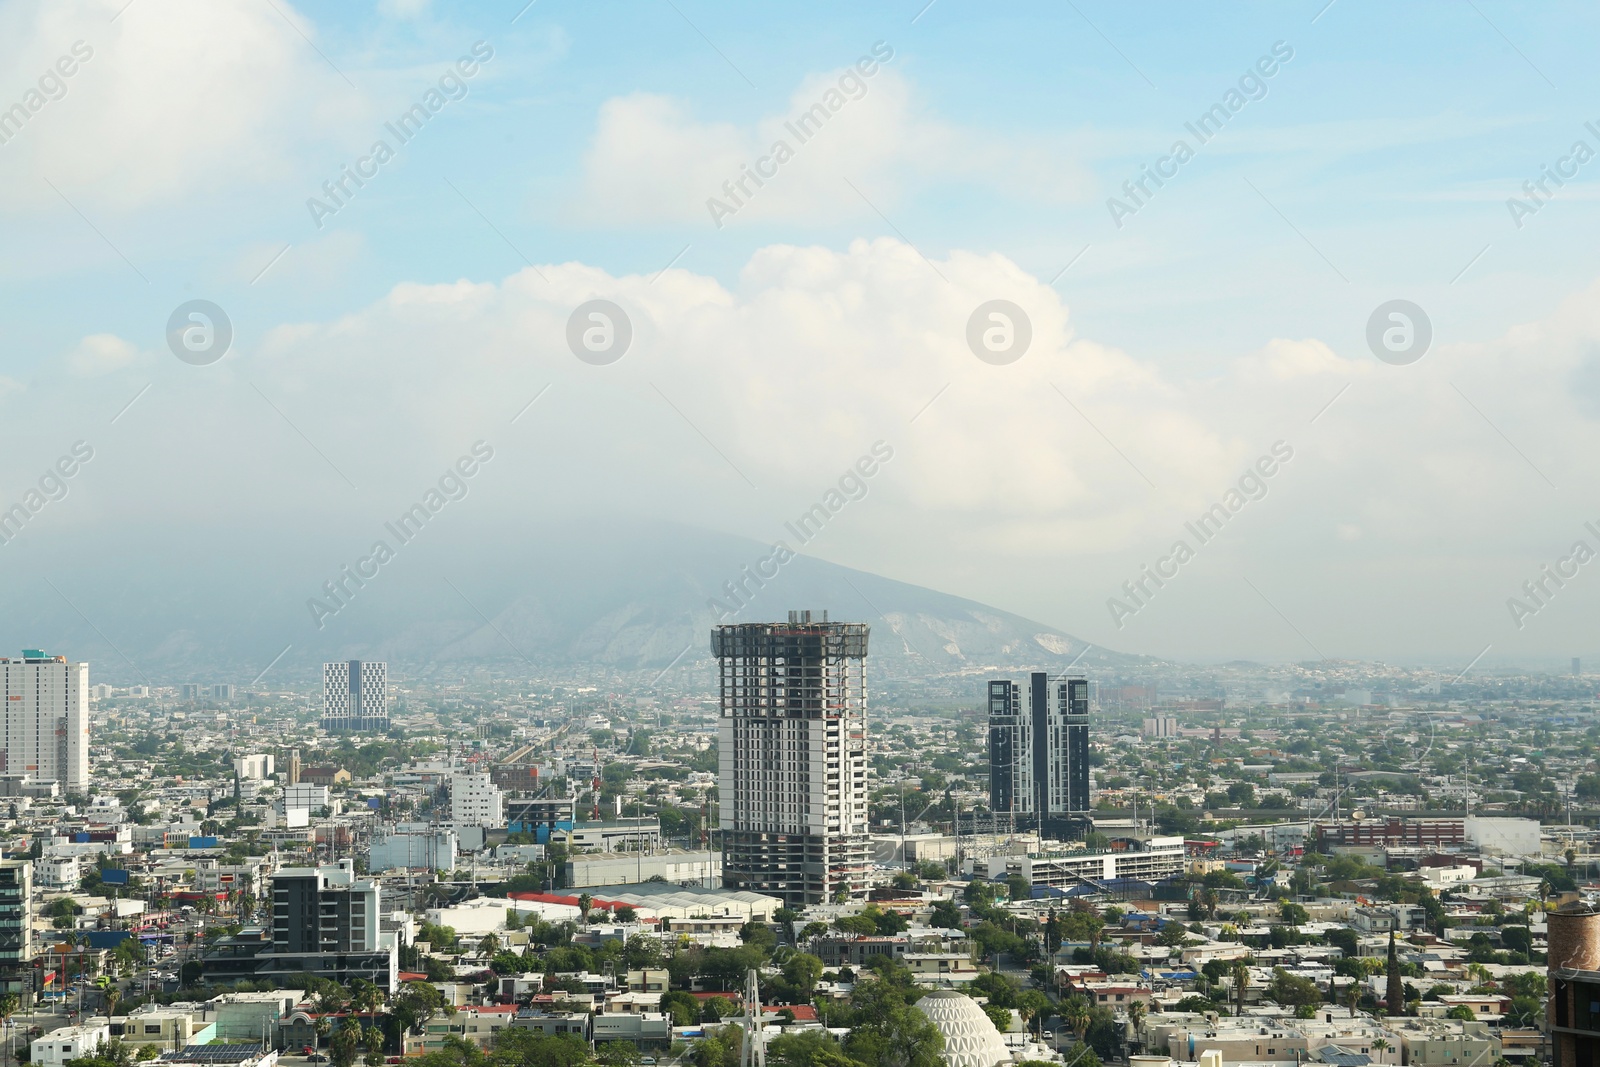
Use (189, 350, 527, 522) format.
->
(0, 520, 1144, 685)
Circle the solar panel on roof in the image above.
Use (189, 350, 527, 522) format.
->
(160, 1046, 263, 1063)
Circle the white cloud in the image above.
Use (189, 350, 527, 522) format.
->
(65, 332, 138, 377)
(378, 0, 431, 18)
(0, 0, 382, 211)
(5, 240, 1600, 660)
(572, 61, 1093, 228)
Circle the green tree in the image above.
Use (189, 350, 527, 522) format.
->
(782, 953, 825, 998)
(1157, 923, 1190, 949)
(659, 990, 700, 1027)
(330, 1027, 359, 1067)
(769, 1032, 866, 1067)
(1231, 959, 1252, 1015)
(692, 1024, 744, 1067)
(701, 996, 738, 1022)
(740, 921, 778, 952)
(835, 915, 877, 937)
(393, 980, 445, 1033)
(597, 1042, 642, 1067)
(1266, 967, 1322, 1010)
(1017, 990, 1052, 1036)
(1063, 995, 1092, 1041)
(0, 992, 18, 1067)
(929, 900, 962, 929)
(64, 1039, 132, 1067)
(1127, 999, 1147, 1052)
(1060, 911, 1105, 950)
(348, 979, 385, 1030)
(491, 1029, 590, 1067)
(843, 1002, 943, 1067)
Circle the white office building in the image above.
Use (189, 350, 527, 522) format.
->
(450, 774, 504, 830)
(321, 660, 388, 733)
(280, 783, 330, 818)
(234, 754, 275, 781)
(0, 651, 89, 793)
(32, 1025, 111, 1067)
(369, 831, 458, 873)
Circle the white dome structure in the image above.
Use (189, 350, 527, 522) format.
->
(915, 990, 1012, 1067)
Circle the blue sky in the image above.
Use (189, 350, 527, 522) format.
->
(12, 0, 1599, 365)
(5, 0, 1600, 668)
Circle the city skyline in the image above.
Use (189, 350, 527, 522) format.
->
(3, 6, 1597, 1059)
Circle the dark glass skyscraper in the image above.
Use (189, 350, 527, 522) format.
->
(987, 680, 1028, 819)
(1060, 677, 1091, 814)
(986, 672, 1092, 839)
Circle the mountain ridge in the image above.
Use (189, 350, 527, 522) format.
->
(2, 520, 1144, 685)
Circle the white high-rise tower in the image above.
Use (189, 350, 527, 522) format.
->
(321, 660, 389, 733)
(0, 651, 89, 793)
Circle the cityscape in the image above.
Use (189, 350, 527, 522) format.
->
(0, 626, 1591, 1067)
(6, 5, 1600, 1067)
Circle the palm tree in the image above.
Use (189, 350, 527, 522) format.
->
(1127, 999, 1147, 1053)
(350, 980, 384, 1034)
(1063, 995, 1092, 1043)
(313, 1016, 331, 1051)
(1231, 959, 1251, 1016)
(1371, 1037, 1390, 1062)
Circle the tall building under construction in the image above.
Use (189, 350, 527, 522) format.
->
(714, 610, 870, 905)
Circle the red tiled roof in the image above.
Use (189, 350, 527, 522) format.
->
(681, 996, 812, 1018)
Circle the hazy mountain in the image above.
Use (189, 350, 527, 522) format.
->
(1, 520, 1144, 686)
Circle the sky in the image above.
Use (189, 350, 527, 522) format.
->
(4, 0, 1600, 670)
